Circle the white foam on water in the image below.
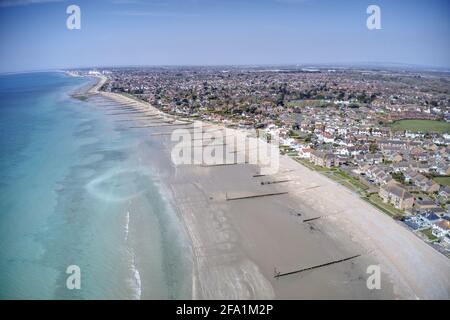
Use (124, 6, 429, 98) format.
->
(124, 210, 141, 300)
(129, 253, 142, 300)
(124, 211, 130, 242)
(85, 167, 153, 202)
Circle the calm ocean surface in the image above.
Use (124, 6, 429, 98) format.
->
(0, 72, 192, 299)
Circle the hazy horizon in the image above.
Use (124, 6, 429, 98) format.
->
(3, 61, 450, 75)
(1, 0, 449, 73)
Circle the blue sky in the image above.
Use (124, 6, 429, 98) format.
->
(0, 0, 449, 72)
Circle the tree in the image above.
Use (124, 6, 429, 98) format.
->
(392, 172, 405, 184)
(369, 143, 378, 154)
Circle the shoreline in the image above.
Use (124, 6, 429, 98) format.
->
(77, 73, 450, 299)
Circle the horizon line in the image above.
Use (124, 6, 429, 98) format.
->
(2, 61, 450, 75)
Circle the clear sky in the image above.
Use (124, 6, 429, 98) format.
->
(0, 0, 449, 72)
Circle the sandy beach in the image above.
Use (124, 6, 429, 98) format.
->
(87, 75, 450, 299)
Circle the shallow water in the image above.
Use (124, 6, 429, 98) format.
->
(0, 72, 192, 299)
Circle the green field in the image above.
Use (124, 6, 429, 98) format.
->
(420, 228, 439, 242)
(323, 169, 369, 194)
(433, 176, 450, 186)
(365, 195, 405, 218)
(389, 120, 450, 133)
(293, 158, 369, 194)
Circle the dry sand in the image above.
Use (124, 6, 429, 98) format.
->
(87, 76, 450, 299)
(280, 155, 450, 299)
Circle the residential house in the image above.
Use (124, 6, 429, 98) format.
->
(379, 183, 415, 210)
(404, 170, 440, 193)
(310, 150, 335, 167)
(439, 186, 450, 200)
(432, 220, 450, 238)
(415, 198, 438, 210)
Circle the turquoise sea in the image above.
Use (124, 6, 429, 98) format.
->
(0, 72, 192, 299)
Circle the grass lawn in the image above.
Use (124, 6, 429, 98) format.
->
(293, 158, 330, 172)
(366, 194, 405, 218)
(339, 180, 361, 192)
(433, 176, 450, 186)
(293, 159, 368, 193)
(293, 159, 409, 219)
(420, 228, 439, 242)
(332, 169, 369, 191)
(323, 171, 361, 192)
(389, 120, 450, 134)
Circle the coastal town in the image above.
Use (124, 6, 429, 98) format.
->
(3, 0, 450, 302)
(76, 66, 450, 257)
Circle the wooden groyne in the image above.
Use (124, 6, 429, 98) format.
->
(190, 135, 234, 141)
(260, 179, 291, 185)
(191, 143, 227, 148)
(128, 122, 193, 129)
(274, 254, 361, 278)
(137, 114, 164, 118)
(300, 185, 321, 192)
(117, 113, 163, 119)
(93, 103, 137, 108)
(106, 111, 144, 115)
(226, 191, 288, 201)
(115, 117, 166, 122)
(302, 216, 321, 223)
(118, 120, 172, 124)
(302, 211, 343, 223)
(148, 127, 221, 137)
(110, 107, 138, 111)
(201, 161, 248, 167)
(88, 102, 119, 106)
(228, 147, 257, 154)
